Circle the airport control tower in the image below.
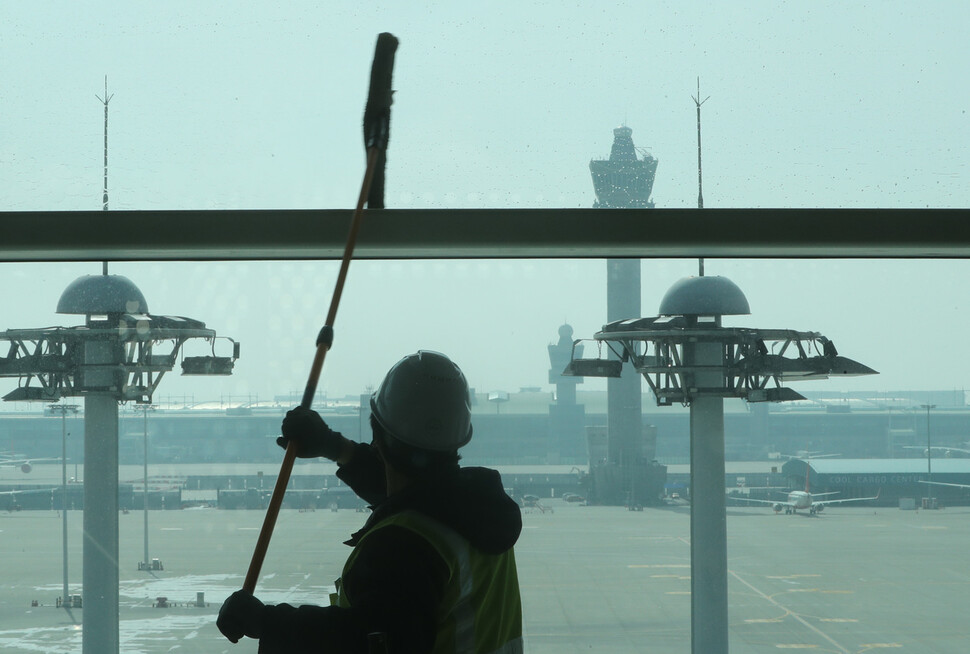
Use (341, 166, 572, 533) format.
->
(590, 126, 657, 210)
(548, 324, 586, 464)
(588, 126, 662, 505)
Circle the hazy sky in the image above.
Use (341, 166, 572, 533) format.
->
(1, 3, 968, 404)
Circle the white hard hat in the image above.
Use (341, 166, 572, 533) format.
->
(370, 351, 473, 451)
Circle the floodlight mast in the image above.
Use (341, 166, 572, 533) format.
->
(49, 403, 78, 609)
(584, 322, 874, 406)
(137, 404, 155, 572)
(566, 275, 877, 654)
(921, 403, 936, 504)
(0, 274, 238, 654)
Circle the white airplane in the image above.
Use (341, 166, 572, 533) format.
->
(772, 450, 841, 460)
(919, 480, 970, 490)
(731, 462, 879, 515)
(0, 453, 60, 473)
(1, 457, 39, 474)
(904, 445, 970, 458)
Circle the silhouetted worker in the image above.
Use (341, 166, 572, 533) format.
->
(218, 350, 524, 653)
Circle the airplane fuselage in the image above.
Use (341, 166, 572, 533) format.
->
(787, 490, 812, 510)
(772, 490, 825, 514)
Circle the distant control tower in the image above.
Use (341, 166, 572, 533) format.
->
(548, 324, 586, 463)
(590, 126, 658, 209)
(589, 126, 659, 505)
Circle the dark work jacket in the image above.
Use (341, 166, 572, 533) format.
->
(257, 442, 522, 654)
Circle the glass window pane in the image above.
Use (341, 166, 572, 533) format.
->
(1, 258, 968, 652)
(2, 5, 967, 211)
(2, 2, 968, 652)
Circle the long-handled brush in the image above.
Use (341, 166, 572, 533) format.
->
(242, 32, 398, 594)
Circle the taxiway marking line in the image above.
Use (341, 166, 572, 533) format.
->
(858, 644, 901, 649)
(729, 570, 851, 654)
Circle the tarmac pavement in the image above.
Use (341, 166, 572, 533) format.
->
(0, 500, 968, 652)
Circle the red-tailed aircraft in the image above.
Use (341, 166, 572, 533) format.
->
(732, 461, 879, 515)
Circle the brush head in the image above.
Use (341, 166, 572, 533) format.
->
(363, 32, 398, 209)
(363, 32, 398, 151)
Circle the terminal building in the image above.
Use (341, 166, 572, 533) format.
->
(3, 387, 970, 509)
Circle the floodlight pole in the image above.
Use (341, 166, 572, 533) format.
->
(144, 406, 148, 567)
(921, 403, 936, 501)
(0, 273, 238, 654)
(687, 320, 728, 654)
(50, 404, 78, 607)
(62, 408, 68, 604)
(579, 275, 876, 654)
(138, 405, 153, 569)
(84, 381, 121, 654)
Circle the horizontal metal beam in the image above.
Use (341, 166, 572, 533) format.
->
(1, 208, 968, 261)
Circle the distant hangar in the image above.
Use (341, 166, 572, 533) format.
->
(783, 458, 970, 506)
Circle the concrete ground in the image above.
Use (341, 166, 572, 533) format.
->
(0, 500, 968, 653)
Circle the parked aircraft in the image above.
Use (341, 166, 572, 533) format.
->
(742, 488, 881, 515)
(919, 480, 970, 490)
(772, 450, 841, 460)
(0, 454, 60, 474)
(731, 461, 879, 515)
(905, 445, 970, 458)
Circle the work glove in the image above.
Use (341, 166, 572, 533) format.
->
(217, 589, 265, 643)
(279, 406, 348, 460)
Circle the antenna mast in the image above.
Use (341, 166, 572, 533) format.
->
(692, 77, 710, 276)
(95, 76, 114, 275)
(95, 76, 113, 212)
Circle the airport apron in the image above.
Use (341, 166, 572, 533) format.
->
(332, 510, 523, 654)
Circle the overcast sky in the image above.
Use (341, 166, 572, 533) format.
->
(1, 3, 968, 404)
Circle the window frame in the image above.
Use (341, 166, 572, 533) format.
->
(2, 208, 967, 261)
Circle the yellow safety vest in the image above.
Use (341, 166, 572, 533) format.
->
(332, 510, 523, 654)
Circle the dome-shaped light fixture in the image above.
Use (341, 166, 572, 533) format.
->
(658, 276, 750, 317)
(56, 275, 149, 315)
